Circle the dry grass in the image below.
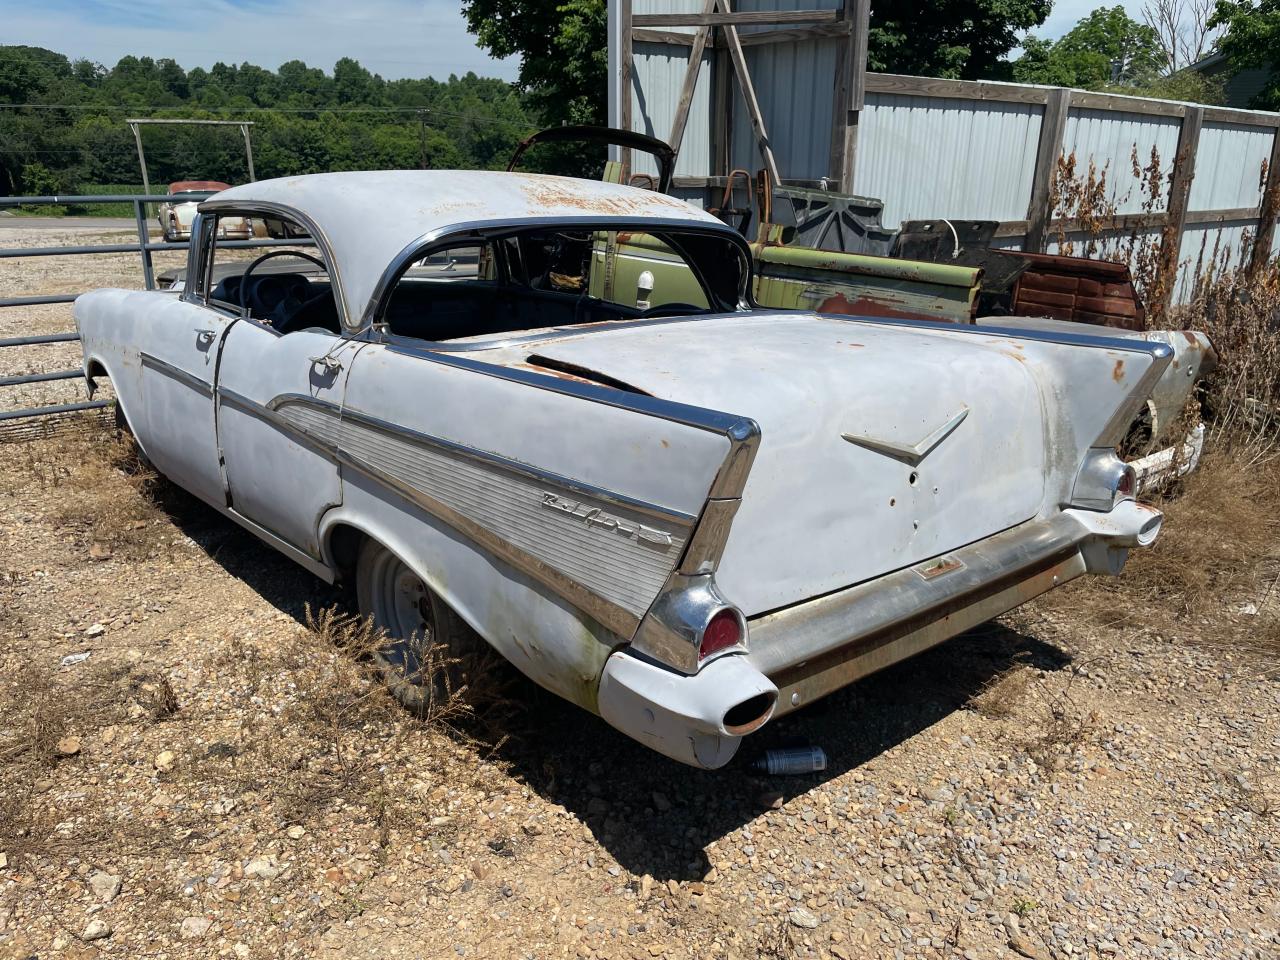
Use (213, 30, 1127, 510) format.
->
(0, 413, 170, 560)
(1119, 452, 1280, 617)
(968, 661, 1033, 720)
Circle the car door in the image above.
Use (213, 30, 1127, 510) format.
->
(138, 224, 236, 508)
(214, 320, 362, 558)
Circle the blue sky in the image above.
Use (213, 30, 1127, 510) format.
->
(0, 0, 519, 80)
(0, 0, 1140, 81)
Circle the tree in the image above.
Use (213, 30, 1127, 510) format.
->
(461, 0, 606, 126)
(1013, 6, 1164, 88)
(868, 0, 1051, 79)
(1144, 0, 1218, 72)
(1211, 0, 1280, 108)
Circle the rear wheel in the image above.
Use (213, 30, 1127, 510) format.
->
(354, 538, 483, 710)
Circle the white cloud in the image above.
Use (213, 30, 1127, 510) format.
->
(1, 0, 519, 81)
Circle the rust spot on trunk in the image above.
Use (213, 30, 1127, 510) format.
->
(1112, 359, 1125, 382)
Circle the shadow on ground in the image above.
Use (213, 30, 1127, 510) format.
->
(162, 486, 1073, 883)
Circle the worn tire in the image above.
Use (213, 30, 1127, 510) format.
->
(354, 538, 483, 711)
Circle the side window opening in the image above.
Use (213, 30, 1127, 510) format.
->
(200, 213, 341, 336)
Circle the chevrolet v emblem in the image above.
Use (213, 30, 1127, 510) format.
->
(841, 406, 970, 466)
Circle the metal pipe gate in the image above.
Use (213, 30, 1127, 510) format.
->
(0, 193, 309, 430)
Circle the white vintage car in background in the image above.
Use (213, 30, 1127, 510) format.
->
(78, 171, 1167, 768)
(158, 180, 251, 242)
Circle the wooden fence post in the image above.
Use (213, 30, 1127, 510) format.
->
(1248, 125, 1280, 278)
(1152, 105, 1203, 323)
(827, 0, 868, 193)
(1023, 88, 1070, 254)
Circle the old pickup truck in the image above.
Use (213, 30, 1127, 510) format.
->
(78, 171, 1165, 768)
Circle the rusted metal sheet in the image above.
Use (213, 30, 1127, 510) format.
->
(1009, 251, 1146, 331)
(752, 241, 981, 323)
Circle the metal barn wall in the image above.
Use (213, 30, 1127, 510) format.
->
(727, 0, 842, 179)
(853, 94, 1043, 226)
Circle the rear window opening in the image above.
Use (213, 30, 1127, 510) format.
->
(379, 225, 746, 345)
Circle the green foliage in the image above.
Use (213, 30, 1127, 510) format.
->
(1212, 0, 1280, 109)
(1013, 6, 1164, 89)
(868, 0, 1052, 79)
(0, 45, 538, 200)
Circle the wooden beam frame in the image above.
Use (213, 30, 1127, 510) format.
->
(721, 6, 781, 186)
(634, 9, 840, 27)
(1249, 130, 1280, 277)
(667, 0, 718, 160)
(1024, 88, 1071, 254)
(1152, 106, 1203, 322)
(619, 0, 634, 180)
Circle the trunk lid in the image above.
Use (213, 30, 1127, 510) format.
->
(491, 312, 1049, 616)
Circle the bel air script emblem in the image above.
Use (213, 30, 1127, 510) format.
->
(540, 493, 674, 548)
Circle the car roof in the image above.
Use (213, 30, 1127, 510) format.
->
(203, 170, 728, 325)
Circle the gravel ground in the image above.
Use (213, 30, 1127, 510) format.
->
(0, 232, 1277, 959)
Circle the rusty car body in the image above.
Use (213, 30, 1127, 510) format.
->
(78, 170, 1167, 768)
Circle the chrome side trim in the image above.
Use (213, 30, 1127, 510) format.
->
(266, 392, 695, 525)
(216, 386, 340, 461)
(261, 393, 694, 635)
(139, 352, 213, 397)
(376, 346, 760, 502)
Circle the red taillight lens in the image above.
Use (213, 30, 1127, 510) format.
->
(1116, 465, 1136, 500)
(699, 609, 742, 660)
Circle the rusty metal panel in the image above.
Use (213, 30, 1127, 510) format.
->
(853, 93, 1043, 228)
(1190, 122, 1272, 212)
(1009, 252, 1145, 330)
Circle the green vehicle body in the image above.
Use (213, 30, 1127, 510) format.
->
(598, 162, 980, 323)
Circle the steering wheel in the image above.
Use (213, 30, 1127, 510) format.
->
(637, 302, 706, 318)
(238, 250, 328, 310)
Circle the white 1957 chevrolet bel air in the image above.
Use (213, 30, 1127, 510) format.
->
(77, 171, 1167, 768)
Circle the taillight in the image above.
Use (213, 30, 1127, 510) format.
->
(700, 608, 742, 660)
(1116, 465, 1136, 500)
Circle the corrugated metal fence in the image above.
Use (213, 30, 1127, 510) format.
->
(613, 0, 1280, 307)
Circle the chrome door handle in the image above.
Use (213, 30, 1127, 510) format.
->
(310, 355, 343, 374)
(195, 328, 216, 346)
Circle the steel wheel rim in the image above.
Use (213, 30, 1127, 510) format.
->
(369, 550, 433, 678)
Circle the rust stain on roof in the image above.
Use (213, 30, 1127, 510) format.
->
(1112, 359, 1125, 382)
(518, 176, 689, 217)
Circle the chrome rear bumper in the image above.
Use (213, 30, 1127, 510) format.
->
(748, 503, 1160, 717)
(598, 502, 1160, 768)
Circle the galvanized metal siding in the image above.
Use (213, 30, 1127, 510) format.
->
(630, 42, 714, 179)
(852, 95, 1043, 228)
(1189, 122, 1271, 211)
(1061, 109, 1182, 214)
(631, 0, 710, 179)
(1177, 221, 1256, 300)
(728, 0, 843, 180)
